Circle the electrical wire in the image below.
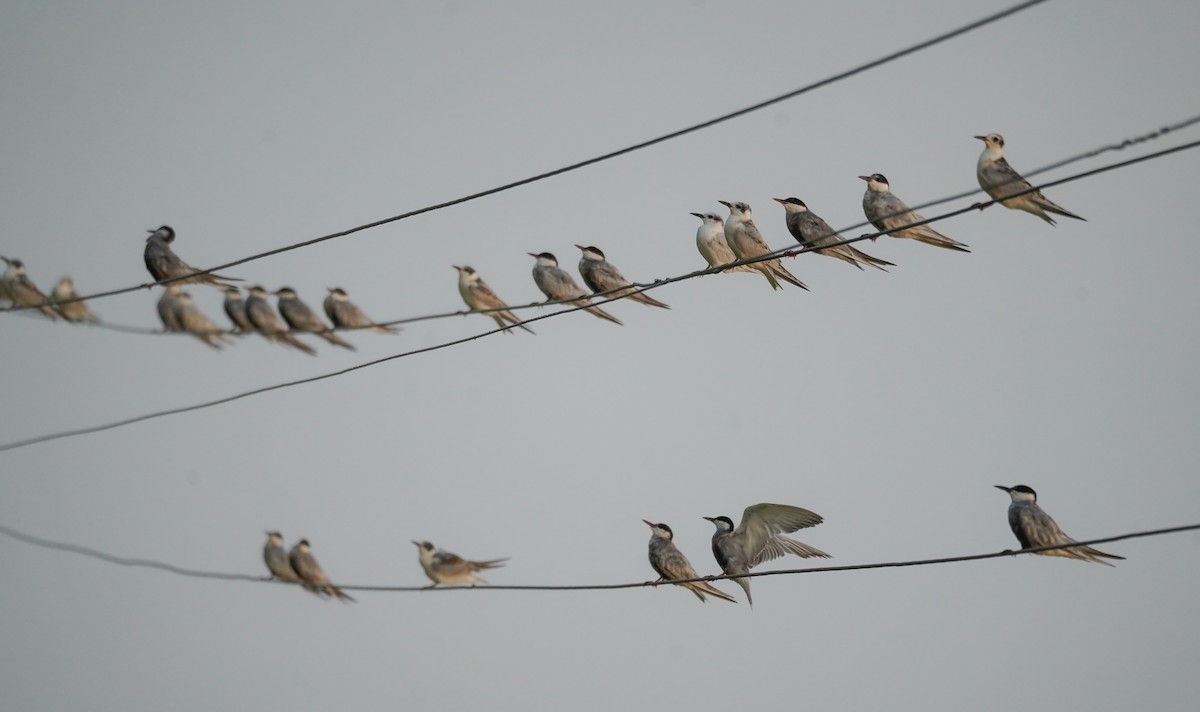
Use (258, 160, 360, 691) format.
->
(0, 0, 1049, 315)
(0, 137, 1195, 456)
(1, 520, 1194, 593)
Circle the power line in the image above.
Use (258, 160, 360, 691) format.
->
(1, 137, 1196, 455)
(1, 520, 1194, 593)
(0, 0, 1049, 315)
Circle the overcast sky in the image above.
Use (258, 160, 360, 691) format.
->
(3, 1, 1199, 710)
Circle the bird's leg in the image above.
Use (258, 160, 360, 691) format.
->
(972, 201, 991, 212)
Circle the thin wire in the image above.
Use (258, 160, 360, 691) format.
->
(13, 111, 1200, 337)
(1, 521, 1194, 593)
(0, 0, 1049, 314)
(1, 137, 1196, 455)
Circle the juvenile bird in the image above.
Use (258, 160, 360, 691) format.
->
(975, 134, 1085, 225)
(324, 287, 400, 334)
(288, 539, 356, 602)
(275, 287, 355, 351)
(51, 276, 99, 322)
(413, 540, 508, 586)
(718, 201, 807, 291)
(644, 520, 736, 604)
(453, 265, 534, 334)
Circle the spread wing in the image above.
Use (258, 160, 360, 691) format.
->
(736, 503, 825, 567)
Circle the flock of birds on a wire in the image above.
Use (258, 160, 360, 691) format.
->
(3, 134, 1084, 352)
(2, 133, 1119, 604)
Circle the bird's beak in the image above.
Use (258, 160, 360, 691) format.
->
(701, 516, 715, 522)
(689, 212, 703, 218)
(994, 485, 1011, 492)
(772, 197, 786, 204)
(857, 175, 871, 182)
(326, 287, 336, 292)
(146, 229, 155, 234)
(642, 519, 654, 528)
(452, 265, 462, 272)
(973, 135, 987, 142)
(717, 200, 732, 208)
(411, 540, 421, 547)
(527, 252, 538, 258)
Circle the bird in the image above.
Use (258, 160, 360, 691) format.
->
(643, 520, 736, 604)
(859, 174, 970, 252)
(774, 197, 895, 271)
(263, 531, 306, 587)
(156, 284, 185, 332)
(995, 485, 1123, 566)
(528, 252, 623, 325)
(975, 134, 1086, 225)
(222, 287, 255, 333)
(143, 225, 241, 287)
(413, 540, 508, 586)
(691, 211, 759, 274)
(717, 201, 807, 291)
(275, 287, 355, 351)
(324, 287, 400, 334)
(703, 503, 830, 606)
(243, 285, 317, 355)
(50, 276, 99, 322)
(453, 265, 534, 334)
(574, 245, 670, 309)
(177, 291, 234, 349)
(1, 257, 58, 319)
(288, 539, 356, 602)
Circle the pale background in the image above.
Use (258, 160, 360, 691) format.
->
(2, 1, 1198, 710)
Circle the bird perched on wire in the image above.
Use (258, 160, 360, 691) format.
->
(275, 287, 355, 351)
(774, 197, 895, 271)
(243, 285, 317, 355)
(324, 287, 399, 334)
(288, 539, 356, 602)
(413, 540, 508, 587)
(643, 520, 736, 604)
(703, 503, 830, 606)
(975, 134, 1085, 225)
(995, 485, 1123, 566)
(156, 284, 185, 332)
(1, 257, 58, 319)
(50, 276, 99, 323)
(529, 252, 623, 325)
(222, 286, 254, 333)
(574, 245, 669, 309)
(691, 211, 760, 274)
(717, 201, 807, 291)
(859, 174, 970, 252)
(177, 291, 234, 350)
(263, 531, 311, 592)
(143, 225, 241, 287)
(453, 265, 534, 334)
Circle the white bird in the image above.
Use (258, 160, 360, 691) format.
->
(413, 540, 508, 586)
(774, 197, 895, 270)
(975, 134, 1085, 225)
(323, 287, 399, 334)
(288, 539, 356, 602)
(717, 201, 807, 291)
(143, 225, 240, 287)
(1, 257, 57, 319)
(51, 276, 99, 322)
(275, 287, 355, 351)
(575, 245, 670, 309)
(995, 485, 1123, 566)
(453, 265, 534, 334)
(703, 504, 829, 606)
(643, 520, 736, 604)
(243, 285, 317, 356)
(859, 174, 970, 252)
(529, 252, 623, 325)
(691, 211, 760, 274)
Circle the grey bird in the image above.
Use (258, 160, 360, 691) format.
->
(995, 485, 1123, 566)
(859, 174, 970, 252)
(143, 225, 241, 287)
(774, 197, 895, 271)
(691, 211, 759, 274)
(177, 291, 234, 349)
(575, 245, 670, 309)
(51, 276, 99, 323)
(275, 287, 355, 351)
(453, 265, 534, 334)
(288, 538, 356, 602)
(717, 201, 808, 291)
(263, 531, 307, 587)
(529, 252, 623, 325)
(703, 503, 830, 606)
(243, 285, 317, 355)
(222, 286, 254, 333)
(413, 540, 508, 587)
(156, 284, 185, 332)
(975, 134, 1085, 225)
(324, 287, 399, 334)
(1, 257, 58, 319)
(643, 520, 737, 604)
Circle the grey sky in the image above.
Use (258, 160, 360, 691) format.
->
(3, 1, 1199, 709)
